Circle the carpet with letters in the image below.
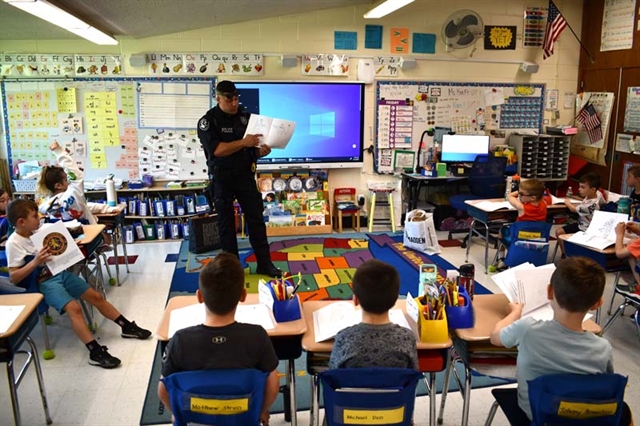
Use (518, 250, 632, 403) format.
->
(168, 232, 490, 299)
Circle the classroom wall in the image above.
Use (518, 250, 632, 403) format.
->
(0, 0, 583, 213)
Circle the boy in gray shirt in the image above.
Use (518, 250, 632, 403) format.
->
(490, 257, 613, 420)
(329, 259, 418, 370)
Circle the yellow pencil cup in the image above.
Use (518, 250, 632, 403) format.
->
(415, 297, 449, 344)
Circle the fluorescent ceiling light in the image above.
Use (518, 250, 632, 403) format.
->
(363, 0, 415, 19)
(3, 0, 118, 45)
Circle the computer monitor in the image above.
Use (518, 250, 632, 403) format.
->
(440, 134, 490, 163)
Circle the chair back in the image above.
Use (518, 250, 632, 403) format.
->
(528, 373, 628, 426)
(161, 368, 268, 426)
(320, 368, 422, 426)
(468, 155, 507, 198)
(334, 188, 358, 206)
(504, 221, 552, 267)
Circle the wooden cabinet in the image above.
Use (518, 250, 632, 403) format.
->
(509, 134, 570, 181)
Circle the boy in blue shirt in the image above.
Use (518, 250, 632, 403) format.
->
(490, 257, 612, 420)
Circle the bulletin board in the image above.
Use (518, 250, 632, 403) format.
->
(374, 80, 546, 173)
(570, 92, 614, 166)
(1, 76, 214, 182)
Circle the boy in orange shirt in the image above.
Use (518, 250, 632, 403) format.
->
(615, 221, 640, 293)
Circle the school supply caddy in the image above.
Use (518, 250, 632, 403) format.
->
(403, 209, 441, 255)
(258, 273, 303, 323)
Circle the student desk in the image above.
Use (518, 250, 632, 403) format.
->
(301, 299, 452, 426)
(464, 199, 568, 273)
(95, 203, 129, 286)
(438, 294, 602, 426)
(156, 294, 307, 426)
(77, 224, 105, 245)
(401, 173, 467, 212)
(0, 293, 52, 425)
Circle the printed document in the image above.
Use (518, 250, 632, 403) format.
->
(493, 263, 592, 322)
(567, 211, 630, 250)
(472, 200, 514, 212)
(548, 194, 581, 205)
(0, 305, 25, 334)
(313, 301, 411, 342)
(168, 302, 275, 338)
(30, 221, 85, 276)
(244, 114, 296, 148)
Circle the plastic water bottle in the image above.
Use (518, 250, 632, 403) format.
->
(458, 264, 475, 300)
(617, 197, 630, 215)
(106, 175, 117, 207)
(566, 186, 573, 199)
(504, 176, 512, 200)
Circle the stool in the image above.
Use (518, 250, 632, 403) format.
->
(368, 188, 396, 233)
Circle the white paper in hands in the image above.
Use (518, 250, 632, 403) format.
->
(244, 114, 296, 148)
(30, 221, 85, 276)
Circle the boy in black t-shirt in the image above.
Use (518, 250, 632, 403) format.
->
(158, 253, 279, 425)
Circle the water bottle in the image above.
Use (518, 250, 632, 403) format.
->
(504, 176, 512, 200)
(106, 175, 117, 207)
(617, 197, 630, 215)
(566, 186, 573, 199)
(458, 264, 475, 300)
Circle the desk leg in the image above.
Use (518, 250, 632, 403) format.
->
(287, 359, 297, 426)
(111, 226, 121, 285)
(7, 360, 22, 425)
(119, 223, 130, 273)
(437, 349, 453, 425)
(427, 372, 436, 426)
(464, 219, 476, 263)
(26, 337, 53, 424)
(310, 373, 320, 426)
(461, 363, 473, 426)
(482, 221, 490, 274)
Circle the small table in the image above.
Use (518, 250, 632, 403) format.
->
(401, 173, 467, 212)
(0, 293, 53, 425)
(301, 299, 452, 426)
(95, 203, 129, 286)
(437, 294, 601, 426)
(156, 294, 307, 426)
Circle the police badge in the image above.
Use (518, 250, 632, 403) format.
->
(198, 118, 209, 131)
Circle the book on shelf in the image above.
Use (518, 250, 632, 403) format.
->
(312, 301, 411, 343)
(492, 263, 592, 322)
(168, 302, 275, 338)
(567, 210, 631, 250)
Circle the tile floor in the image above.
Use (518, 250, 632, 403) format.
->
(1, 230, 638, 426)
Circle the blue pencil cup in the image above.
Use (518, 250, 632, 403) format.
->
(267, 284, 302, 323)
(445, 286, 475, 329)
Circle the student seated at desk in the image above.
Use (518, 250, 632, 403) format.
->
(556, 172, 605, 258)
(0, 189, 11, 246)
(615, 221, 640, 293)
(495, 178, 547, 269)
(5, 199, 151, 369)
(158, 253, 280, 426)
(329, 260, 418, 370)
(490, 257, 617, 422)
(626, 165, 640, 222)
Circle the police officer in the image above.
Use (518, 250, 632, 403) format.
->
(197, 80, 282, 278)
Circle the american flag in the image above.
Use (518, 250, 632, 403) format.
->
(543, 0, 568, 59)
(576, 102, 603, 143)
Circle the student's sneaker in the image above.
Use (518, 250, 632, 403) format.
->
(89, 346, 121, 369)
(495, 258, 508, 271)
(121, 321, 152, 340)
(95, 243, 113, 254)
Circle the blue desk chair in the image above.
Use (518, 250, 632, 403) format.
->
(485, 373, 630, 426)
(161, 369, 268, 426)
(0, 257, 55, 360)
(320, 368, 423, 426)
(449, 155, 507, 247)
(602, 277, 640, 338)
(493, 221, 552, 269)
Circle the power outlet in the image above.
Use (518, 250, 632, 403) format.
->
(357, 194, 365, 206)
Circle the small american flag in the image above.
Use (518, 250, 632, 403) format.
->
(543, 1, 568, 59)
(576, 102, 603, 143)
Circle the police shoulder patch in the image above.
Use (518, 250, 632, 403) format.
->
(198, 117, 209, 131)
(240, 116, 248, 125)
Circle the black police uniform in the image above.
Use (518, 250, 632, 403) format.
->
(197, 105, 274, 270)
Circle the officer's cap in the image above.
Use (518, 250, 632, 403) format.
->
(216, 80, 239, 97)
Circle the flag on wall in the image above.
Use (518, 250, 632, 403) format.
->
(576, 101, 603, 143)
(542, 0, 567, 59)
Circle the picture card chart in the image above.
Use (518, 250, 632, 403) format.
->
(375, 81, 545, 173)
(523, 6, 548, 48)
(377, 100, 413, 149)
(600, 0, 636, 52)
(147, 52, 264, 76)
(2, 77, 214, 182)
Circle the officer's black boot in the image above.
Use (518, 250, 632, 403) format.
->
(256, 262, 283, 278)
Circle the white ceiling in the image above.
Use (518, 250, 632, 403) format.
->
(0, 0, 372, 41)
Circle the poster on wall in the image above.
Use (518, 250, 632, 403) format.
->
(373, 56, 401, 77)
(147, 53, 264, 76)
(623, 86, 640, 132)
(573, 92, 614, 150)
(523, 6, 548, 48)
(301, 54, 349, 76)
(600, 0, 636, 52)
